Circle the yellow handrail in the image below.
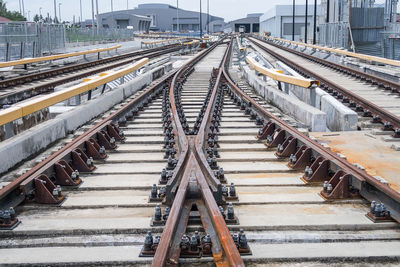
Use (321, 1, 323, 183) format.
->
(183, 40, 199, 46)
(267, 36, 400, 67)
(0, 45, 121, 68)
(0, 58, 148, 126)
(246, 56, 320, 88)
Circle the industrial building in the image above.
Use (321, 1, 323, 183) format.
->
(222, 14, 262, 33)
(318, 0, 399, 58)
(97, 3, 223, 32)
(259, 5, 321, 42)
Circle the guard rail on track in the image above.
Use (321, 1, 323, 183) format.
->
(0, 58, 148, 126)
(246, 55, 320, 88)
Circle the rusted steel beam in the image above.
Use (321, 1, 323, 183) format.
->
(222, 43, 400, 223)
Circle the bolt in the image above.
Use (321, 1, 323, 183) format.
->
(323, 181, 329, 192)
(190, 235, 198, 251)
(151, 184, 158, 199)
(56, 185, 62, 197)
(327, 183, 333, 194)
(227, 202, 235, 220)
(144, 231, 153, 251)
(230, 183, 236, 197)
(110, 137, 116, 145)
(219, 206, 226, 219)
(52, 188, 59, 198)
(222, 185, 228, 196)
(305, 166, 313, 177)
(154, 204, 162, 221)
(180, 235, 190, 251)
(238, 229, 249, 249)
(163, 206, 170, 220)
(289, 154, 297, 164)
(160, 168, 167, 182)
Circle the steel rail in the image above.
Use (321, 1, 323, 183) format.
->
(222, 43, 400, 223)
(153, 38, 244, 266)
(0, 68, 178, 212)
(0, 45, 122, 68)
(269, 36, 400, 68)
(0, 58, 149, 126)
(249, 36, 400, 132)
(0, 44, 180, 90)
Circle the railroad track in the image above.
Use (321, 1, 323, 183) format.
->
(248, 36, 400, 137)
(0, 37, 400, 266)
(0, 43, 185, 108)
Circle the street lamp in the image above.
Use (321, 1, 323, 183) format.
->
(27, 10, 30, 21)
(39, 7, 42, 17)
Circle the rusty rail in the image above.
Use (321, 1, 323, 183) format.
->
(222, 41, 400, 223)
(0, 44, 182, 108)
(249, 36, 400, 134)
(152, 38, 245, 266)
(0, 68, 178, 215)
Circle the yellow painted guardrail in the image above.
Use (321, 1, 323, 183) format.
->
(0, 58, 148, 126)
(246, 56, 320, 88)
(0, 45, 121, 68)
(268, 36, 400, 67)
(141, 37, 187, 45)
(183, 40, 199, 46)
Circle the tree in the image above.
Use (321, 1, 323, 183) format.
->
(33, 14, 40, 22)
(0, 0, 26, 21)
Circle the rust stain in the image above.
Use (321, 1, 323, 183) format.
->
(311, 131, 400, 193)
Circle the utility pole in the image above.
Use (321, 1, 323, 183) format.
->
(207, 0, 209, 34)
(305, 0, 308, 43)
(59, 3, 62, 22)
(199, 0, 202, 38)
(80, 0, 83, 25)
(91, 0, 95, 36)
(127, 0, 129, 9)
(19, 0, 22, 14)
(177, 0, 179, 32)
(292, 0, 295, 41)
(54, 0, 57, 23)
(21, 0, 25, 18)
(326, 0, 330, 22)
(313, 0, 317, 44)
(96, 0, 99, 33)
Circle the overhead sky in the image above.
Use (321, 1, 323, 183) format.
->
(5, 0, 388, 22)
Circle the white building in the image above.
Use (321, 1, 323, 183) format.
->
(259, 5, 322, 42)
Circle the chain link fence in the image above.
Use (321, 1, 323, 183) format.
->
(0, 22, 136, 62)
(0, 22, 66, 62)
(65, 27, 134, 43)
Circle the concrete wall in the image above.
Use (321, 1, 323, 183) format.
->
(0, 63, 172, 174)
(240, 64, 327, 132)
(275, 60, 358, 131)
